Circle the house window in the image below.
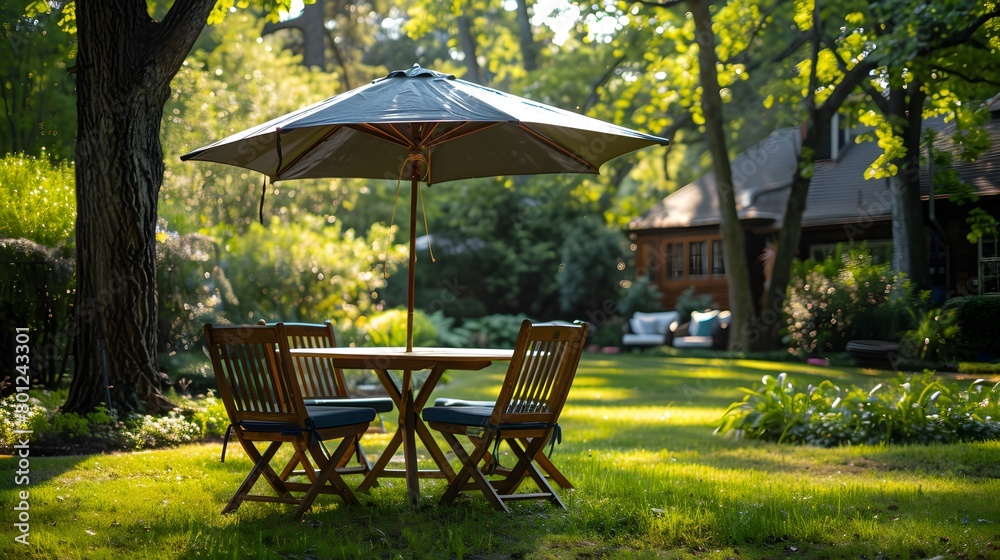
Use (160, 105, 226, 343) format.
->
(689, 241, 707, 276)
(712, 240, 725, 275)
(666, 243, 684, 279)
(981, 237, 1000, 295)
(810, 240, 893, 264)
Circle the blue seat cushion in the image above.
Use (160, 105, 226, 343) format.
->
(433, 397, 494, 408)
(307, 406, 376, 429)
(237, 406, 375, 434)
(305, 397, 394, 414)
(421, 405, 494, 426)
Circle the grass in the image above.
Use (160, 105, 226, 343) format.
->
(3, 353, 1000, 559)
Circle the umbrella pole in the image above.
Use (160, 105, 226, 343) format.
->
(406, 174, 418, 352)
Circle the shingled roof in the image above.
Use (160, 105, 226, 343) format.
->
(629, 94, 1000, 232)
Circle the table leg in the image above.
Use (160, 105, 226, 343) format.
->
(413, 365, 456, 479)
(400, 368, 419, 507)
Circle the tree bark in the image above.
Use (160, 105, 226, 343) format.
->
(687, 0, 755, 351)
(514, 0, 538, 72)
(457, 12, 483, 84)
(63, 0, 216, 415)
(888, 84, 930, 288)
(263, 0, 327, 70)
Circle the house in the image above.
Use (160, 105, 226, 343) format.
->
(628, 95, 1000, 310)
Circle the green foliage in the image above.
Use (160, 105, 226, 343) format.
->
(156, 230, 235, 353)
(615, 275, 664, 318)
(423, 310, 473, 348)
(207, 217, 405, 326)
(183, 391, 230, 438)
(943, 295, 1000, 355)
(0, 154, 76, 245)
(0, 394, 46, 450)
(122, 410, 203, 450)
(718, 371, 1000, 446)
(557, 217, 629, 315)
(0, 392, 226, 452)
(0, 5, 77, 159)
(362, 308, 439, 347)
(461, 313, 531, 349)
(901, 306, 962, 362)
(965, 207, 999, 244)
(0, 238, 75, 389)
(160, 12, 364, 235)
(674, 286, 718, 323)
(784, 246, 916, 355)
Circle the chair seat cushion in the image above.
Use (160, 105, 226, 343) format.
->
(307, 406, 377, 429)
(433, 397, 495, 408)
(422, 405, 494, 426)
(305, 397, 395, 413)
(239, 406, 375, 433)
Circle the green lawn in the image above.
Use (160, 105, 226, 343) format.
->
(3, 354, 999, 559)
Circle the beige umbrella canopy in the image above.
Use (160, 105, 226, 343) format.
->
(183, 64, 669, 350)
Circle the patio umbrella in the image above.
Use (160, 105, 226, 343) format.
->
(182, 64, 669, 350)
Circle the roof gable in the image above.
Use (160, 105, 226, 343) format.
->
(630, 106, 1000, 232)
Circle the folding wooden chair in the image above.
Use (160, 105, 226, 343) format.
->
(258, 320, 393, 475)
(431, 395, 574, 489)
(422, 320, 588, 512)
(204, 323, 375, 520)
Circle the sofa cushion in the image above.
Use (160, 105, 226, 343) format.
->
(630, 311, 678, 335)
(689, 310, 720, 336)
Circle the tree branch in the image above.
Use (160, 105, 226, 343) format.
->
(150, 0, 216, 88)
(921, 10, 1000, 54)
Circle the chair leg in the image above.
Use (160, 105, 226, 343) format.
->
(502, 437, 566, 510)
(293, 435, 363, 520)
(439, 431, 509, 513)
(223, 441, 286, 514)
(520, 437, 573, 489)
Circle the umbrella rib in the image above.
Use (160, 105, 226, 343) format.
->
(277, 127, 343, 179)
(353, 123, 416, 148)
(516, 123, 598, 172)
(424, 122, 503, 147)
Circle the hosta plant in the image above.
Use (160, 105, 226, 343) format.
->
(717, 371, 1000, 446)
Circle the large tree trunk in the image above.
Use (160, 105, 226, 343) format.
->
(63, 0, 215, 415)
(888, 84, 930, 288)
(263, 0, 327, 70)
(514, 0, 538, 72)
(687, 0, 755, 351)
(457, 12, 483, 84)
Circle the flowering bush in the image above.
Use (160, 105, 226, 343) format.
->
(784, 246, 915, 356)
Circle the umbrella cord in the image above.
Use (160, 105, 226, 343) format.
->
(384, 153, 435, 278)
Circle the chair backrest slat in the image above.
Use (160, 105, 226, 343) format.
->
(204, 324, 305, 425)
(260, 321, 349, 400)
(492, 321, 588, 426)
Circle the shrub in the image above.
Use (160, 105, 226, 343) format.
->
(0, 394, 47, 451)
(0, 238, 75, 390)
(362, 308, 439, 347)
(210, 217, 405, 326)
(717, 371, 1000, 446)
(674, 286, 717, 323)
(461, 314, 532, 349)
(901, 306, 963, 363)
(424, 310, 473, 348)
(616, 275, 663, 318)
(156, 228, 235, 352)
(122, 410, 202, 450)
(943, 295, 1000, 356)
(784, 246, 915, 356)
(0, 153, 76, 246)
